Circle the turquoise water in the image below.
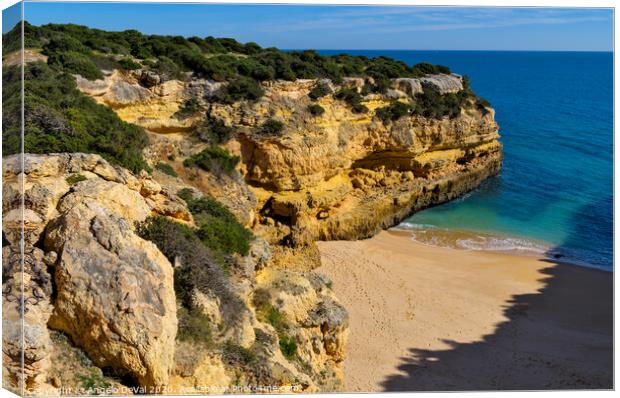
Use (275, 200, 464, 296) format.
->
(320, 51, 613, 270)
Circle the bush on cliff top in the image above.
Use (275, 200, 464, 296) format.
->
(335, 88, 368, 114)
(2, 61, 150, 173)
(5, 21, 460, 101)
(375, 101, 413, 122)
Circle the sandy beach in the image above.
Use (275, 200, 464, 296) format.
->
(317, 230, 613, 391)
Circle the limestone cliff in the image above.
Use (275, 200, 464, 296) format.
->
(77, 69, 501, 264)
(3, 63, 500, 395)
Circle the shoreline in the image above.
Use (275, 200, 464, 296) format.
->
(316, 230, 613, 391)
(391, 225, 612, 272)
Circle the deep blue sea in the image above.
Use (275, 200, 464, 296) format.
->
(320, 50, 613, 271)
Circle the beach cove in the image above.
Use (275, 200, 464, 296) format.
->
(317, 230, 613, 391)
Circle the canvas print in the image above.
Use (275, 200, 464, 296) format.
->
(1, 1, 614, 395)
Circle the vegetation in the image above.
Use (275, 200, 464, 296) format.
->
(2, 62, 150, 173)
(183, 146, 240, 174)
(412, 89, 467, 119)
(375, 101, 413, 122)
(5, 21, 456, 102)
(334, 88, 368, 114)
(66, 174, 88, 185)
(195, 116, 234, 144)
(1, 21, 489, 170)
(155, 162, 177, 177)
(222, 341, 257, 366)
(308, 82, 331, 100)
(176, 306, 213, 345)
(217, 76, 264, 103)
(254, 292, 298, 360)
(173, 97, 202, 119)
(76, 370, 112, 395)
(117, 57, 141, 70)
(308, 104, 325, 116)
(279, 336, 298, 360)
(137, 216, 246, 321)
(256, 118, 285, 136)
(178, 188, 253, 257)
(47, 51, 104, 80)
(256, 302, 287, 333)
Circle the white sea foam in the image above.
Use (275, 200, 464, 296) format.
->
(397, 223, 551, 257)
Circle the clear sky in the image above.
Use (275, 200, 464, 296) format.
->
(4, 2, 614, 51)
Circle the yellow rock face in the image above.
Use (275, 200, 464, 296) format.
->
(71, 71, 501, 392)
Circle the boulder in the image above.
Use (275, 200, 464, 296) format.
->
(392, 78, 423, 97)
(419, 73, 463, 94)
(45, 198, 177, 388)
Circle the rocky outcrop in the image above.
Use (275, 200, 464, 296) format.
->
(45, 199, 177, 388)
(11, 65, 499, 395)
(419, 74, 464, 94)
(2, 153, 188, 392)
(2, 152, 350, 394)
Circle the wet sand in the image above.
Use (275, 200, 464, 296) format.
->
(316, 230, 613, 391)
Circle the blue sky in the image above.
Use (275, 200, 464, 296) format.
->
(3, 2, 614, 51)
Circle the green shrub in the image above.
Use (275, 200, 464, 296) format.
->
(412, 89, 467, 119)
(308, 82, 331, 100)
(137, 216, 245, 319)
(195, 116, 234, 144)
(218, 76, 264, 103)
(183, 146, 240, 174)
(177, 306, 213, 345)
(66, 174, 87, 185)
(118, 57, 141, 70)
(308, 104, 325, 116)
(375, 101, 412, 122)
(2, 62, 149, 173)
(256, 118, 284, 136)
(335, 88, 368, 114)
(47, 51, 103, 80)
(256, 302, 287, 333)
(155, 162, 177, 177)
(42, 34, 89, 55)
(279, 336, 298, 360)
(174, 97, 201, 119)
(411, 62, 451, 77)
(178, 189, 253, 257)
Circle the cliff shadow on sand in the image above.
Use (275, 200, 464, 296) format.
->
(379, 201, 613, 391)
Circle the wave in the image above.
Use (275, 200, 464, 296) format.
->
(395, 223, 551, 257)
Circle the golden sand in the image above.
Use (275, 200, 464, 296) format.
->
(317, 230, 612, 391)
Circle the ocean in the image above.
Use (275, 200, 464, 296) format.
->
(319, 50, 613, 271)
